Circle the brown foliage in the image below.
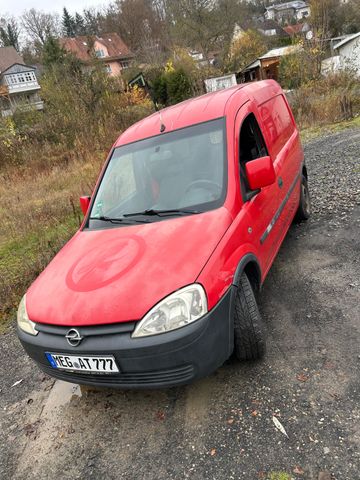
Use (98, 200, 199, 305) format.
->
(287, 71, 360, 128)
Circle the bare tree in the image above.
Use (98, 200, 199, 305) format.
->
(99, 0, 169, 61)
(307, 0, 340, 74)
(166, 0, 240, 60)
(21, 9, 60, 46)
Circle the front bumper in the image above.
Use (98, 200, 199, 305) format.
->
(18, 287, 234, 389)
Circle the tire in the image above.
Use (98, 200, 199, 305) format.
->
(295, 175, 311, 222)
(233, 273, 266, 361)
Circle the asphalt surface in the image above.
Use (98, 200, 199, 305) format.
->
(1, 127, 359, 480)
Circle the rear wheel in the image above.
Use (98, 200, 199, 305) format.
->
(295, 175, 311, 222)
(233, 273, 266, 361)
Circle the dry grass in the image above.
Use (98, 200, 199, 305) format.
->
(287, 72, 360, 129)
(0, 154, 104, 325)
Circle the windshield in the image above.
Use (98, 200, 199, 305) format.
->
(88, 118, 227, 226)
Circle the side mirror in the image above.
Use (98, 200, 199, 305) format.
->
(79, 196, 91, 216)
(245, 156, 275, 191)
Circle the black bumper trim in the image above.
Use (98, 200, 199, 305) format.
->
(35, 321, 135, 336)
(39, 364, 195, 387)
(18, 287, 234, 389)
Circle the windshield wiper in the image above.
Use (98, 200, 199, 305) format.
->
(89, 216, 149, 224)
(123, 208, 201, 218)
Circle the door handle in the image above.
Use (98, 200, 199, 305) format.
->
(278, 177, 283, 188)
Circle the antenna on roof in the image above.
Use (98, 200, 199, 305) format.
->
(159, 111, 166, 133)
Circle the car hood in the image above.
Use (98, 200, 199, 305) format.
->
(27, 208, 232, 326)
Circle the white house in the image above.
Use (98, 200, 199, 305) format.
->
(265, 1, 310, 23)
(334, 32, 360, 74)
(322, 32, 360, 76)
(204, 74, 237, 93)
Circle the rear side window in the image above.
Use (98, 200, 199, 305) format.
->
(258, 94, 294, 159)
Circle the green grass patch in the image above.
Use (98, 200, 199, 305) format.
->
(267, 472, 291, 480)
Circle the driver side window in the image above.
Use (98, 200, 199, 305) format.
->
(239, 114, 268, 200)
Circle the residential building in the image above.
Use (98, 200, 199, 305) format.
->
(238, 45, 301, 83)
(204, 74, 237, 93)
(333, 32, 360, 74)
(257, 19, 290, 39)
(233, 20, 289, 41)
(321, 32, 360, 76)
(188, 50, 220, 67)
(265, 1, 310, 24)
(283, 22, 311, 37)
(59, 33, 134, 76)
(0, 46, 43, 118)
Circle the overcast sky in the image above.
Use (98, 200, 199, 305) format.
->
(1, 0, 107, 17)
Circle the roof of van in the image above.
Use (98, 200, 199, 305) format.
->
(115, 80, 282, 147)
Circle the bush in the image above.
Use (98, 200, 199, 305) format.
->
(0, 60, 154, 169)
(150, 51, 225, 107)
(287, 71, 360, 128)
(279, 44, 323, 90)
(152, 65, 193, 107)
(166, 68, 192, 105)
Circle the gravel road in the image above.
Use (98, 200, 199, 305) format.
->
(1, 126, 359, 480)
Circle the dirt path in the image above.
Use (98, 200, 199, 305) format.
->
(1, 127, 359, 480)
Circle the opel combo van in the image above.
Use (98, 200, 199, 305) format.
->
(17, 80, 310, 388)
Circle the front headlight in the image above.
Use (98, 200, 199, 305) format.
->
(17, 294, 38, 336)
(132, 284, 208, 338)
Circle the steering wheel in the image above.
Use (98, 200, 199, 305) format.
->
(185, 180, 222, 198)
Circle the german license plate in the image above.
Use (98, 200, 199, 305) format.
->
(45, 352, 119, 373)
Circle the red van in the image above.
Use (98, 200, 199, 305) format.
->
(17, 80, 310, 388)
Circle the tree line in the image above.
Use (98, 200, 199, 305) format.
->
(1, 0, 359, 67)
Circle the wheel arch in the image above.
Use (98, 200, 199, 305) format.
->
(228, 253, 263, 359)
(232, 253, 262, 293)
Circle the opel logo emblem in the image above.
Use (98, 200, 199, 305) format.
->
(65, 328, 83, 347)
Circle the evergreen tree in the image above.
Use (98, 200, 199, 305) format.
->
(74, 12, 86, 35)
(62, 7, 76, 37)
(0, 20, 20, 51)
(166, 68, 192, 106)
(42, 37, 66, 67)
(83, 9, 101, 35)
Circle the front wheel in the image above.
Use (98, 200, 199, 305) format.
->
(233, 273, 266, 361)
(295, 175, 311, 222)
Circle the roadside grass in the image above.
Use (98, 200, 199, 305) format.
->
(300, 115, 360, 144)
(0, 156, 103, 329)
(1, 114, 359, 332)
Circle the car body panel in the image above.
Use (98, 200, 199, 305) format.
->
(26, 208, 232, 326)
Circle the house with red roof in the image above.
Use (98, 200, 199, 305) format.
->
(59, 33, 135, 77)
(283, 22, 310, 37)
